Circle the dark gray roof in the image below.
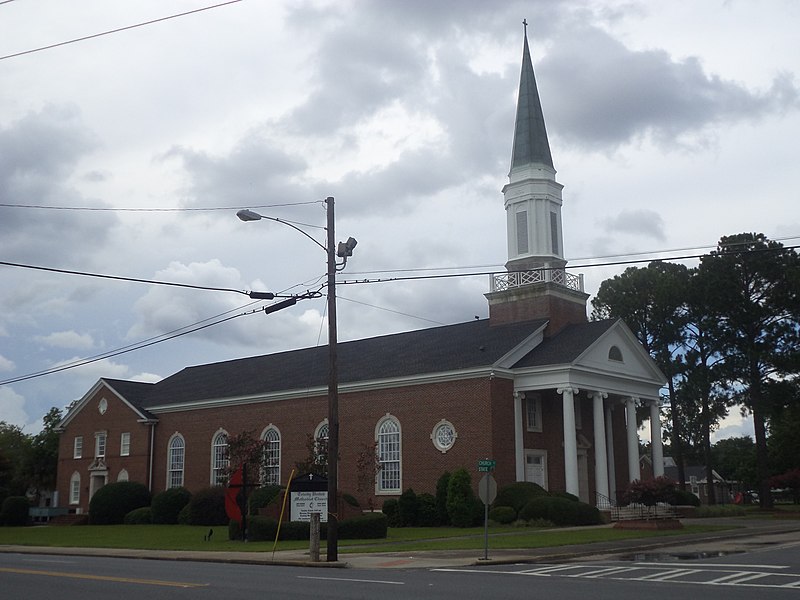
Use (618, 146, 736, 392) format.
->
(102, 317, 617, 413)
(512, 320, 616, 367)
(510, 31, 554, 171)
(101, 378, 156, 418)
(665, 465, 725, 483)
(138, 318, 549, 409)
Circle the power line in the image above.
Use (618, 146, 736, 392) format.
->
(0, 0, 244, 61)
(337, 295, 445, 326)
(0, 200, 322, 213)
(0, 260, 252, 295)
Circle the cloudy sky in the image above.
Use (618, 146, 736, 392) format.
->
(1, 1, 798, 442)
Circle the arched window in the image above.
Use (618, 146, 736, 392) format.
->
(376, 415, 401, 493)
(168, 434, 185, 488)
(211, 431, 228, 485)
(608, 345, 624, 362)
(117, 469, 129, 482)
(70, 472, 81, 504)
(261, 426, 281, 485)
(313, 420, 329, 472)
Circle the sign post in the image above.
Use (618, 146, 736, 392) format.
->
(477, 459, 497, 561)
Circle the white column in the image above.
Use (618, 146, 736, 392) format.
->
(625, 397, 640, 482)
(513, 391, 525, 481)
(591, 391, 609, 503)
(650, 399, 665, 477)
(605, 403, 617, 502)
(558, 387, 580, 497)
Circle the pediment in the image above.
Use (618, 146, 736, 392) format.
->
(573, 320, 665, 384)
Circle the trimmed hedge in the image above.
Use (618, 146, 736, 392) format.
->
(184, 486, 228, 526)
(89, 482, 151, 525)
(670, 489, 701, 507)
(1, 496, 30, 526)
(231, 512, 388, 541)
(416, 493, 439, 527)
(493, 482, 549, 516)
(248, 485, 282, 515)
(124, 506, 153, 524)
(382, 498, 400, 527)
(519, 496, 601, 526)
(488, 505, 516, 524)
(435, 472, 451, 525)
(397, 488, 418, 527)
(151, 487, 191, 524)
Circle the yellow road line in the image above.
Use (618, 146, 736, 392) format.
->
(0, 566, 208, 588)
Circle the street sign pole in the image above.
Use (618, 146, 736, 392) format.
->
(477, 470, 497, 561)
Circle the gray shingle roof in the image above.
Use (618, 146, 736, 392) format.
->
(138, 318, 549, 409)
(512, 320, 616, 367)
(105, 317, 616, 412)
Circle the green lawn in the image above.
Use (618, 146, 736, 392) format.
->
(0, 523, 732, 554)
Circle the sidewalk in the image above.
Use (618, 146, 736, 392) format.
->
(3, 517, 799, 570)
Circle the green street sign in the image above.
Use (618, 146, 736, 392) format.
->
(477, 459, 496, 472)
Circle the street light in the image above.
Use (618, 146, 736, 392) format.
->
(237, 196, 355, 562)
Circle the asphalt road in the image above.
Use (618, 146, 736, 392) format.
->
(3, 534, 800, 600)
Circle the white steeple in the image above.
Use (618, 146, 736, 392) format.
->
(503, 22, 565, 273)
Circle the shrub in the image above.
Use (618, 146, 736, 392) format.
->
(435, 472, 451, 525)
(185, 486, 228, 526)
(694, 504, 747, 518)
(342, 492, 361, 508)
(338, 512, 388, 539)
(177, 503, 190, 525)
(124, 506, 152, 524)
(1, 496, 30, 526)
(550, 491, 580, 503)
(669, 489, 701, 507)
(382, 498, 401, 527)
(519, 496, 602, 526)
(89, 482, 151, 525)
(493, 482, 549, 516)
(489, 505, 516, 524)
(248, 485, 282, 515)
(622, 476, 676, 506)
(151, 487, 191, 524)
(447, 468, 477, 527)
(416, 493, 439, 527)
(397, 488, 418, 527)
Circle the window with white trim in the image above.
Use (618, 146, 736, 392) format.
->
(168, 434, 185, 488)
(73, 436, 83, 459)
(262, 427, 281, 485)
(526, 394, 542, 432)
(431, 420, 457, 453)
(70, 472, 81, 504)
(95, 432, 107, 458)
(377, 416, 401, 493)
(120, 432, 131, 456)
(211, 431, 228, 485)
(117, 469, 129, 482)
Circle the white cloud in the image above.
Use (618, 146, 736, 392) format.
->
(0, 387, 29, 426)
(36, 330, 95, 350)
(0, 354, 15, 372)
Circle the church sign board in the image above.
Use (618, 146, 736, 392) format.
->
(289, 473, 328, 523)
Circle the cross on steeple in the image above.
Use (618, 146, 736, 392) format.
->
(523, 18, 527, 35)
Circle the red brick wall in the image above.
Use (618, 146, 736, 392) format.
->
(56, 385, 151, 514)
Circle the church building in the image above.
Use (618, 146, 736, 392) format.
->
(56, 29, 666, 514)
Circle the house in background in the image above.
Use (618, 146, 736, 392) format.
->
(56, 28, 666, 514)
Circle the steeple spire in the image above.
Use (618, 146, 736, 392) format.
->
(509, 21, 553, 172)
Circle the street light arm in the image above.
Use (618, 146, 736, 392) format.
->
(236, 209, 326, 253)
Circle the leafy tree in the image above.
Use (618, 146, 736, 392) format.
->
(711, 436, 757, 488)
(295, 433, 328, 478)
(354, 441, 381, 510)
(592, 261, 690, 486)
(766, 379, 800, 476)
(699, 233, 800, 508)
(26, 407, 62, 503)
(0, 422, 31, 502)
